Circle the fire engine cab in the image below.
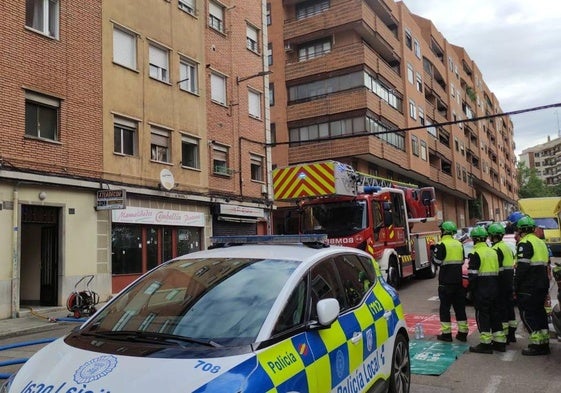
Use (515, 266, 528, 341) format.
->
(272, 160, 441, 288)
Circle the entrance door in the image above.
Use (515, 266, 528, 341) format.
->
(40, 226, 59, 305)
(20, 205, 60, 307)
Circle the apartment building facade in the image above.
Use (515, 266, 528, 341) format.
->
(269, 0, 517, 229)
(0, 0, 270, 319)
(520, 135, 561, 186)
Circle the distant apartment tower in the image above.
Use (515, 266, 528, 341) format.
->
(268, 0, 518, 227)
(520, 135, 561, 186)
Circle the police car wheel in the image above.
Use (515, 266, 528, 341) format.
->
(388, 333, 410, 393)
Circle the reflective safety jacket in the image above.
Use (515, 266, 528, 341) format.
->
(435, 234, 464, 285)
(493, 240, 515, 270)
(515, 233, 550, 294)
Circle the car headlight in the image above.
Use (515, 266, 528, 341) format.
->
(0, 373, 16, 393)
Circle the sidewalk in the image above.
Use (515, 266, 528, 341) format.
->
(0, 306, 88, 339)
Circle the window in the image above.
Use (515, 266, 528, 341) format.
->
(212, 145, 230, 175)
(178, 0, 196, 15)
(405, 29, 412, 50)
(407, 63, 414, 84)
(413, 39, 421, 58)
(418, 108, 424, 125)
(269, 83, 275, 106)
(334, 254, 374, 308)
(210, 73, 227, 105)
(310, 259, 347, 315)
(296, 0, 330, 20)
(114, 116, 137, 156)
(113, 26, 137, 69)
(246, 24, 259, 53)
(25, 0, 59, 38)
(298, 39, 331, 61)
(179, 58, 198, 94)
(248, 90, 262, 119)
(112, 224, 201, 275)
(267, 43, 273, 66)
(456, 163, 461, 179)
(409, 99, 416, 119)
(272, 280, 307, 335)
(416, 72, 423, 92)
(181, 134, 200, 169)
(266, 3, 271, 25)
(411, 135, 419, 156)
(420, 140, 427, 161)
(150, 126, 170, 163)
(25, 91, 59, 141)
(149, 44, 169, 82)
(250, 154, 264, 182)
(209, 1, 225, 33)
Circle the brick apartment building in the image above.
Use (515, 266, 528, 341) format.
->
(0, 0, 517, 320)
(268, 0, 518, 230)
(0, 0, 270, 319)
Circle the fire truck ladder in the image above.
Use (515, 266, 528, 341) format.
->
(355, 171, 419, 189)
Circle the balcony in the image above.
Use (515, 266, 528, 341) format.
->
(284, 0, 400, 65)
(285, 41, 401, 86)
(287, 87, 405, 129)
(287, 133, 408, 170)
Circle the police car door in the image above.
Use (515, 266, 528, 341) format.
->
(306, 254, 389, 392)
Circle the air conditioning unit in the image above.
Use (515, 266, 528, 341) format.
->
(284, 43, 293, 52)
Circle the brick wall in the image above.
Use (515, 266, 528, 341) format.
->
(0, 1, 103, 179)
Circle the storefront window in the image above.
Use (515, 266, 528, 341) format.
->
(112, 226, 142, 274)
(146, 226, 158, 271)
(112, 224, 202, 276)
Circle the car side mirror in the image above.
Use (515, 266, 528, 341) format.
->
(316, 298, 339, 326)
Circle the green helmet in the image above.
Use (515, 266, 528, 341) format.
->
(440, 221, 457, 235)
(470, 226, 488, 239)
(487, 222, 505, 236)
(517, 215, 535, 230)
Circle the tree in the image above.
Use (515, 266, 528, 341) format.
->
(517, 161, 554, 198)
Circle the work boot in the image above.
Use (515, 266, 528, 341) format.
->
(437, 333, 453, 342)
(455, 332, 468, 342)
(521, 344, 550, 356)
(506, 327, 517, 344)
(492, 341, 506, 352)
(469, 343, 493, 354)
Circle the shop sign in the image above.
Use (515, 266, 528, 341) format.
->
(112, 206, 205, 227)
(219, 204, 265, 218)
(96, 189, 126, 210)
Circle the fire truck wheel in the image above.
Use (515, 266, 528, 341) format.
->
(387, 259, 400, 289)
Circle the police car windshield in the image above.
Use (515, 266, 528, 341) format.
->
(302, 200, 367, 237)
(83, 258, 299, 346)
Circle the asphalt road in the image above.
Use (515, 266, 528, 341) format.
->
(1, 265, 560, 392)
(401, 259, 561, 393)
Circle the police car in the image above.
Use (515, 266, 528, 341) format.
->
(2, 235, 410, 393)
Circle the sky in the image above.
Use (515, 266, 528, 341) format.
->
(401, 0, 561, 156)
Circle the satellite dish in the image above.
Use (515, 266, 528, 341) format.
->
(160, 169, 175, 191)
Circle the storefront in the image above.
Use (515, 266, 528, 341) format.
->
(212, 203, 268, 236)
(111, 206, 206, 293)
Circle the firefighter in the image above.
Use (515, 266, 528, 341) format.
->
(468, 226, 506, 354)
(487, 222, 517, 344)
(515, 215, 551, 356)
(432, 220, 469, 342)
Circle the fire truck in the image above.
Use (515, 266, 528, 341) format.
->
(272, 160, 441, 288)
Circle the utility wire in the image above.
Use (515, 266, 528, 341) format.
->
(265, 101, 561, 146)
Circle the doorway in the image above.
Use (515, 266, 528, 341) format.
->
(20, 205, 60, 306)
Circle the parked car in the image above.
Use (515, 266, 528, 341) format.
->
(462, 234, 517, 302)
(2, 235, 411, 393)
